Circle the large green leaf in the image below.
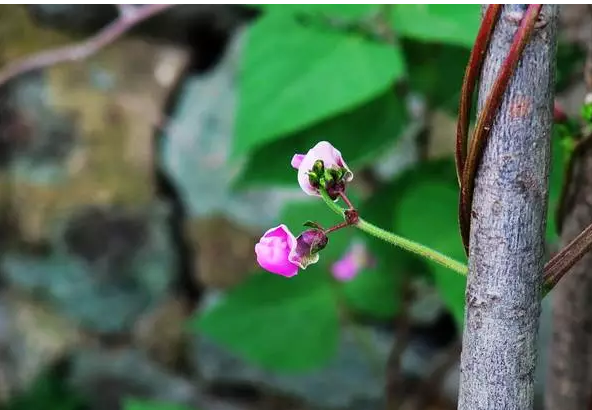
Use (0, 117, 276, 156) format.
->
(234, 13, 406, 155)
(341, 260, 402, 319)
(391, 5, 480, 48)
(339, 178, 416, 318)
(392, 160, 467, 327)
(192, 270, 339, 372)
(236, 91, 407, 187)
(403, 40, 469, 114)
(254, 4, 378, 18)
(192, 198, 349, 372)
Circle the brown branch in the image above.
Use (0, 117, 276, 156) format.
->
(0, 4, 175, 89)
(544, 220, 592, 290)
(458, 4, 543, 255)
(455, 5, 502, 186)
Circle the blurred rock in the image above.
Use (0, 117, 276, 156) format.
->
(0, 203, 177, 334)
(69, 348, 249, 410)
(0, 291, 80, 402)
(133, 296, 191, 371)
(186, 216, 259, 289)
(1, 36, 188, 243)
(159, 28, 303, 231)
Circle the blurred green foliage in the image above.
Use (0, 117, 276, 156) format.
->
(5, 3, 584, 410)
(196, 4, 461, 372)
(192, 4, 572, 373)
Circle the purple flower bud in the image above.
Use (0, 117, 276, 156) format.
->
(289, 229, 328, 270)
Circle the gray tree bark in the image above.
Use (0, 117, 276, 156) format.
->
(458, 5, 559, 410)
(544, 41, 592, 410)
(545, 139, 592, 410)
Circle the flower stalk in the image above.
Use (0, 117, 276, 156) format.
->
(319, 188, 468, 276)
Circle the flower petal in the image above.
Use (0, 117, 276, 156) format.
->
(331, 254, 359, 281)
(294, 141, 353, 197)
(255, 224, 299, 277)
(291, 154, 305, 169)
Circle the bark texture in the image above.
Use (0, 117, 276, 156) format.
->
(545, 138, 592, 410)
(458, 5, 558, 410)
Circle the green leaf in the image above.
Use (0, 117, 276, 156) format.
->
(123, 399, 194, 410)
(403, 40, 469, 113)
(235, 13, 406, 155)
(236, 91, 407, 187)
(339, 180, 415, 318)
(391, 5, 480, 48)
(191, 270, 339, 372)
(255, 4, 378, 19)
(341, 264, 401, 318)
(556, 41, 586, 92)
(546, 127, 570, 242)
(392, 159, 467, 327)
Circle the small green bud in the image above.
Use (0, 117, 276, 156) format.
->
(312, 160, 325, 175)
(307, 171, 320, 188)
(303, 220, 323, 230)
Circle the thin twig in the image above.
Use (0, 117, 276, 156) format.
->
(0, 4, 175, 89)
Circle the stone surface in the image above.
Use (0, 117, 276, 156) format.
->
(159, 28, 303, 231)
(2, 36, 188, 243)
(0, 291, 81, 402)
(0, 203, 177, 333)
(69, 348, 252, 410)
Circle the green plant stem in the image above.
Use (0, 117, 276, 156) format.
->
(357, 218, 468, 275)
(319, 189, 468, 276)
(320, 189, 346, 217)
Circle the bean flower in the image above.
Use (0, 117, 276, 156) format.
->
(255, 224, 328, 277)
(291, 141, 353, 199)
(331, 241, 373, 282)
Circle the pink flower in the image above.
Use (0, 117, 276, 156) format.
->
(255, 225, 327, 278)
(331, 242, 372, 282)
(291, 141, 353, 197)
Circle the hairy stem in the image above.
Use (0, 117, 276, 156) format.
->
(356, 218, 467, 275)
(319, 189, 468, 275)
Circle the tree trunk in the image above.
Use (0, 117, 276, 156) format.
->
(544, 41, 592, 409)
(458, 5, 558, 410)
(545, 138, 592, 410)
